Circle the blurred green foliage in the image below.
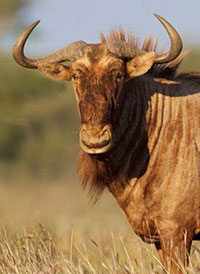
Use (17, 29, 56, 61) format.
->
(0, 56, 79, 180)
(180, 49, 200, 72)
(0, 0, 28, 17)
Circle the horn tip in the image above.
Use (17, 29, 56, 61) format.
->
(154, 13, 162, 20)
(31, 20, 41, 28)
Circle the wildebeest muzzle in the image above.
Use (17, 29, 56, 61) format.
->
(80, 124, 112, 154)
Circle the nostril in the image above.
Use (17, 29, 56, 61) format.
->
(80, 129, 88, 140)
(80, 126, 111, 149)
(100, 129, 110, 140)
(101, 125, 111, 135)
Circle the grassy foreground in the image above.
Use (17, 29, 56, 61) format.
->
(0, 224, 161, 274)
(0, 180, 199, 273)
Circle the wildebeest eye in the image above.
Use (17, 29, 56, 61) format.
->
(72, 74, 79, 81)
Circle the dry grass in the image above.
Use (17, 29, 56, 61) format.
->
(0, 225, 165, 274)
(0, 178, 199, 273)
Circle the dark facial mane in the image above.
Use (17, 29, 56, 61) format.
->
(78, 152, 109, 200)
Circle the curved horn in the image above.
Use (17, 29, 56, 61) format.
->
(154, 14, 183, 64)
(13, 20, 87, 69)
(12, 20, 40, 68)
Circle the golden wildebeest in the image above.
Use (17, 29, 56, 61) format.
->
(13, 14, 200, 273)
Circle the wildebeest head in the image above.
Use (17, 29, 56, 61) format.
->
(13, 14, 182, 154)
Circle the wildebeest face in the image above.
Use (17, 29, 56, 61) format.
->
(70, 45, 125, 154)
(35, 44, 155, 154)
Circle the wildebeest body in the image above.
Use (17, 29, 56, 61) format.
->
(78, 73, 200, 272)
(79, 73, 200, 235)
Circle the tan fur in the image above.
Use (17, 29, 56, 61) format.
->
(73, 56, 92, 69)
(154, 78, 180, 84)
(37, 62, 71, 81)
(127, 51, 155, 77)
(97, 55, 119, 68)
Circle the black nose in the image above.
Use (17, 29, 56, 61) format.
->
(80, 124, 112, 154)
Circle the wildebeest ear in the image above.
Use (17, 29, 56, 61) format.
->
(126, 52, 155, 78)
(37, 63, 71, 81)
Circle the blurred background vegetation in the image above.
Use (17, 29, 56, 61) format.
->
(0, 57, 79, 180)
(0, 0, 80, 181)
